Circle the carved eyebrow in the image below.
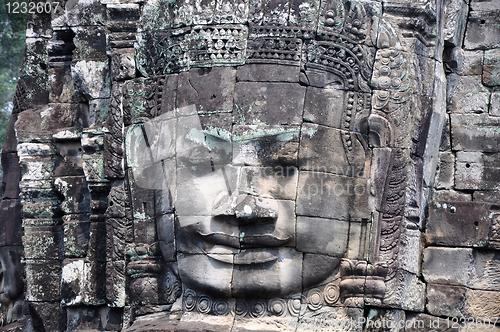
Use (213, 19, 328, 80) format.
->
(232, 127, 300, 142)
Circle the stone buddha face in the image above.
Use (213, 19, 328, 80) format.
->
(127, 66, 373, 299)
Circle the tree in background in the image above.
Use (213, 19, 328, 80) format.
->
(0, 4, 27, 173)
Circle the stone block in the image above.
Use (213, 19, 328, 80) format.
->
(426, 283, 467, 318)
(426, 201, 491, 247)
(238, 166, 298, 201)
(471, 0, 499, 11)
(71, 59, 111, 100)
(63, 221, 91, 258)
(27, 302, 66, 332)
(88, 222, 107, 262)
(15, 104, 76, 140)
(470, 250, 500, 291)
(88, 98, 110, 126)
(473, 189, 500, 203)
(0, 199, 22, 246)
(455, 151, 500, 190)
(175, 113, 232, 167)
(431, 189, 472, 202)
(48, 65, 76, 103)
(112, 48, 136, 81)
(106, 261, 126, 307)
(489, 214, 500, 249)
(23, 226, 63, 259)
(2, 152, 21, 199)
(434, 152, 454, 189)
(54, 176, 91, 214)
(444, 0, 469, 47)
(175, 165, 238, 217)
(296, 217, 349, 257)
(450, 114, 500, 152)
(422, 247, 473, 286)
(65, 0, 106, 26)
(157, 214, 175, 262)
(54, 141, 84, 177)
(61, 259, 106, 306)
(384, 269, 426, 312)
(232, 248, 302, 298)
(449, 92, 490, 113)
(483, 49, 500, 87)
(72, 26, 107, 61)
(176, 67, 236, 114)
(491, 92, 500, 116)
(25, 259, 61, 302)
(447, 49, 483, 76)
(464, 10, 500, 50)
(299, 124, 368, 177)
(297, 306, 364, 332)
(302, 87, 344, 128)
(66, 306, 108, 331)
(237, 64, 300, 83)
(296, 171, 370, 221)
(232, 125, 299, 167)
(466, 288, 500, 319)
(233, 82, 305, 125)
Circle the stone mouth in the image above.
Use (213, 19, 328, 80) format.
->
(207, 247, 292, 265)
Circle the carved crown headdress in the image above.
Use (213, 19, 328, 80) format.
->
(135, 0, 376, 92)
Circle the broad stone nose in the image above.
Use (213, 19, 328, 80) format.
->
(233, 194, 278, 225)
(211, 191, 279, 225)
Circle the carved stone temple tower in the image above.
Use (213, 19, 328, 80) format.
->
(1, 0, 500, 331)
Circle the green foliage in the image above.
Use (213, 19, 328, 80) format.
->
(0, 3, 27, 174)
(0, 3, 27, 107)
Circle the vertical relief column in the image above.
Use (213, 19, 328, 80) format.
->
(103, 2, 140, 322)
(368, 0, 447, 313)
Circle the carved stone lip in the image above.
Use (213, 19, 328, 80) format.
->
(200, 232, 291, 249)
(207, 248, 285, 265)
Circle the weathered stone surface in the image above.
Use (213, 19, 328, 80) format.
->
(177, 67, 236, 114)
(71, 59, 111, 100)
(455, 151, 500, 190)
(491, 91, 500, 116)
(25, 259, 61, 302)
(61, 259, 106, 306)
(296, 217, 349, 257)
(296, 171, 370, 221)
(54, 176, 91, 214)
(483, 49, 500, 86)
(237, 64, 300, 83)
(426, 283, 467, 318)
(63, 219, 91, 258)
(233, 82, 305, 125)
(48, 66, 76, 104)
(65, 0, 106, 26)
(451, 114, 500, 152)
(426, 201, 491, 247)
(423, 247, 474, 285)
(444, 0, 469, 47)
(446, 49, 483, 76)
(23, 226, 63, 259)
(464, 10, 500, 50)
(72, 26, 107, 60)
(434, 152, 454, 189)
(0, 199, 22, 246)
(27, 302, 66, 332)
(431, 189, 472, 202)
(112, 48, 136, 81)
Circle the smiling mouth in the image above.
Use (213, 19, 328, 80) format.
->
(207, 247, 294, 265)
(200, 232, 293, 265)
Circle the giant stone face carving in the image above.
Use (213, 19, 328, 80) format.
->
(124, 0, 391, 321)
(127, 72, 373, 300)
